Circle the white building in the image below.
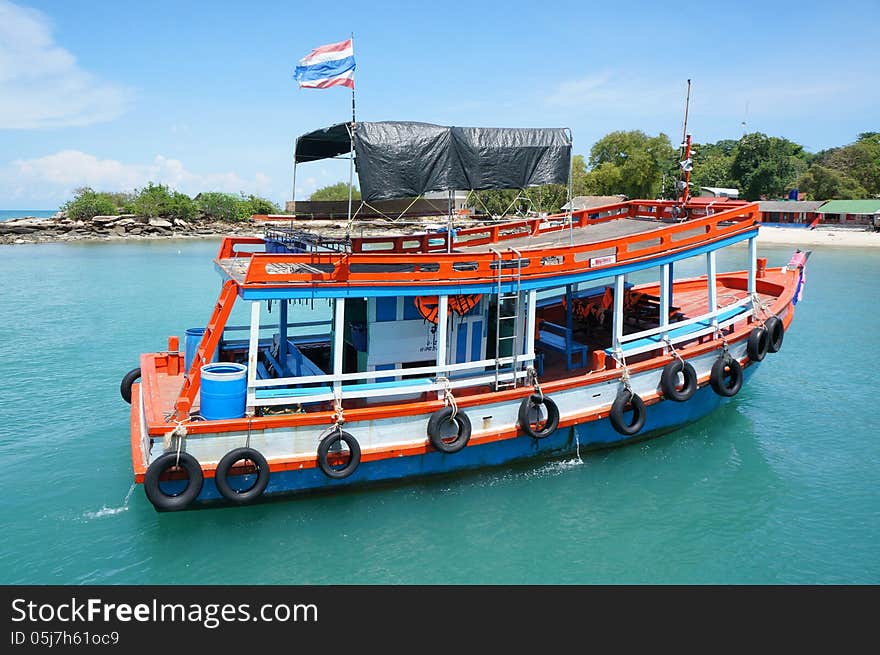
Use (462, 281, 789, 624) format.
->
(700, 187, 740, 199)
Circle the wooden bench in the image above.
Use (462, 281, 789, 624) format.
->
(537, 320, 588, 370)
(626, 293, 684, 327)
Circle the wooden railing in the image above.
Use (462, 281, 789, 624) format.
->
(222, 202, 758, 288)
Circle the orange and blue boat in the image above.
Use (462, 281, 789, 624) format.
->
(123, 121, 809, 510)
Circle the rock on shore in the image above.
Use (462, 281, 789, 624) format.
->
(0, 213, 485, 245)
(0, 213, 259, 245)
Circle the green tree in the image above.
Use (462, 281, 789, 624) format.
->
(819, 133, 880, 196)
(128, 182, 196, 221)
(691, 139, 737, 192)
(584, 130, 676, 198)
(796, 164, 867, 200)
(730, 132, 809, 200)
(244, 194, 281, 215)
(470, 189, 527, 217)
(196, 192, 252, 222)
(62, 187, 117, 220)
(309, 182, 361, 201)
(524, 184, 568, 213)
(570, 154, 590, 197)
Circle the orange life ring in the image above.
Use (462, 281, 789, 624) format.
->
(413, 294, 483, 324)
(449, 294, 482, 316)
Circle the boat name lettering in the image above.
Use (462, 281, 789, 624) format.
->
(590, 254, 617, 266)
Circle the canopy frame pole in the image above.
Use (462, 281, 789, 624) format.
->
(447, 189, 453, 253)
(566, 127, 574, 245)
(291, 150, 298, 216)
(346, 122, 355, 237)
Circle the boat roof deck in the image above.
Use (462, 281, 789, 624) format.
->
(454, 217, 666, 252)
(216, 217, 679, 285)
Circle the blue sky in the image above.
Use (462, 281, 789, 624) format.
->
(1, 0, 878, 209)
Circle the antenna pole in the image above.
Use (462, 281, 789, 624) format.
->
(681, 79, 691, 147)
(678, 79, 692, 208)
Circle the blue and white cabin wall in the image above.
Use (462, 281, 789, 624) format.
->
(364, 295, 487, 379)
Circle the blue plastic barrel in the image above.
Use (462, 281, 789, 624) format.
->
(199, 363, 247, 420)
(184, 327, 218, 374)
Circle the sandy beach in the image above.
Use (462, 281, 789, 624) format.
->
(756, 225, 880, 248)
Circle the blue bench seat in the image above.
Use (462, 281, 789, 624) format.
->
(537, 320, 588, 370)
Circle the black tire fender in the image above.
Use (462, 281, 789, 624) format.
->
(518, 394, 560, 439)
(609, 389, 647, 436)
(120, 367, 141, 404)
(317, 430, 361, 479)
(710, 355, 743, 397)
(659, 360, 697, 402)
(144, 451, 204, 511)
(426, 406, 472, 453)
(214, 447, 270, 504)
(765, 316, 784, 353)
(747, 327, 769, 362)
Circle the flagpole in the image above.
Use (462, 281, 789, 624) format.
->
(346, 33, 356, 234)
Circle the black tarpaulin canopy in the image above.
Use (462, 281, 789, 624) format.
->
(293, 121, 572, 202)
(294, 123, 352, 163)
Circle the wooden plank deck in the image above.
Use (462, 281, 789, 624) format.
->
(454, 217, 665, 253)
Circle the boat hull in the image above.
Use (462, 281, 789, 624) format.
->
(181, 365, 757, 505)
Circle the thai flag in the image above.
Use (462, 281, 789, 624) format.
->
(293, 39, 355, 89)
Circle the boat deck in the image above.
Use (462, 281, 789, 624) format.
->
(454, 217, 666, 253)
(216, 217, 672, 285)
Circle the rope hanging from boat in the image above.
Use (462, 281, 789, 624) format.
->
(662, 335, 686, 365)
(609, 350, 635, 399)
(160, 419, 190, 463)
(750, 292, 773, 327)
(526, 366, 544, 402)
(437, 376, 459, 419)
(314, 395, 346, 448)
(332, 390, 345, 426)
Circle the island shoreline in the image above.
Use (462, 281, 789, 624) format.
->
(2, 214, 879, 248)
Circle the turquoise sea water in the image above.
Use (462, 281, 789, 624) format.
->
(0, 209, 57, 221)
(0, 239, 877, 584)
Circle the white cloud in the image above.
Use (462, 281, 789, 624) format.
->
(7, 150, 273, 201)
(0, 0, 130, 128)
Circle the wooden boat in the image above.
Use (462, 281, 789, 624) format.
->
(122, 122, 809, 510)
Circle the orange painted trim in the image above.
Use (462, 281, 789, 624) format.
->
(133, 277, 799, 481)
(130, 383, 147, 483)
(222, 202, 760, 288)
(217, 236, 264, 260)
(140, 266, 797, 437)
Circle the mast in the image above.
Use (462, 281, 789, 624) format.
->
(677, 79, 693, 210)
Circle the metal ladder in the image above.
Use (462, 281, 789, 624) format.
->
(491, 247, 523, 390)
